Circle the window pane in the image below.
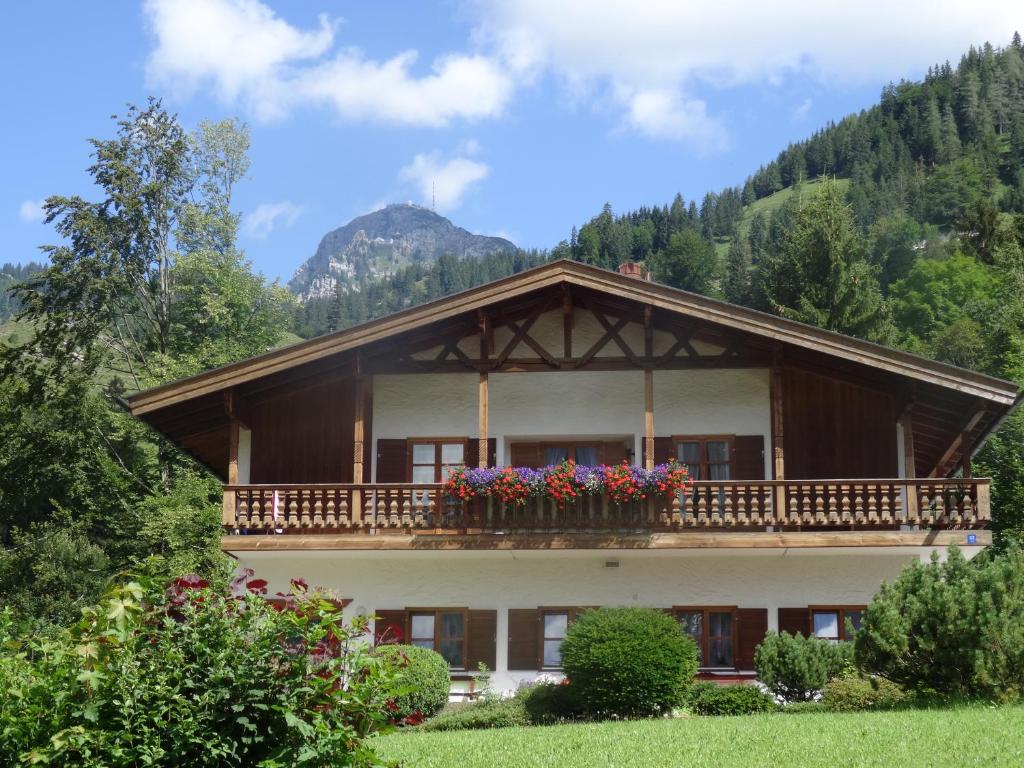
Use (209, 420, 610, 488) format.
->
(411, 465, 435, 484)
(708, 463, 731, 481)
(813, 611, 839, 640)
(707, 441, 730, 462)
(410, 614, 434, 640)
(845, 610, 864, 636)
(439, 612, 465, 669)
(543, 639, 564, 668)
(678, 611, 704, 665)
(677, 442, 701, 463)
(708, 612, 733, 667)
(544, 613, 569, 639)
(441, 443, 464, 465)
(412, 443, 435, 464)
(411, 639, 434, 650)
(574, 446, 599, 465)
(439, 638, 464, 669)
(545, 446, 569, 465)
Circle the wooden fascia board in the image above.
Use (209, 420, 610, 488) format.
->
(128, 260, 1020, 415)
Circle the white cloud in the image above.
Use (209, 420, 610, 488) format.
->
(399, 150, 490, 211)
(17, 199, 45, 224)
(144, 0, 512, 125)
(472, 0, 1023, 146)
(793, 97, 813, 121)
(241, 201, 302, 239)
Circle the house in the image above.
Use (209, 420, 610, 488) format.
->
(127, 259, 1020, 695)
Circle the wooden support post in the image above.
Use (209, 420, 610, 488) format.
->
(644, 367, 655, 470)
(961, 435, 973, 479)
(562, 287, 573, 360)
(901, 412, 918, 520)
(770, 350, 786, 517)
(352, 363, 367, 523)
(478, 372, 489, 468)
(223, 417, 239, 527)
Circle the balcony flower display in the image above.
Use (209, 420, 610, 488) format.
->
(444, 460, 689, 507)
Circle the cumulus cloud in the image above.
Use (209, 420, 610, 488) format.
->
(144, 0, 512, 125)
(472, 0, 1022, 146)
(241, 201, 302, 239)
(18, 199, 45, 224)
(399, 150, 490, 211)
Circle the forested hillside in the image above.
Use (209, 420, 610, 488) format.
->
(0, 262, 43, 322)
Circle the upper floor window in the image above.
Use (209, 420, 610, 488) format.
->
(675, 436, 733, 481)
(543, 442, 600, 466)
(409, 440, 465, 483)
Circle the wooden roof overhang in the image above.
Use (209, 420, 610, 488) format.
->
(127, 260, 1021, 480)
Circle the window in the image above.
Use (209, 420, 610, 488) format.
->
(408, 440, 466, 483)
(675, 437, 734, 480)
(676, 607, 736, 668)
(539, 608, 587, 669)
(408, 609, 467, 669)
(810, 607, 865, 643)
(542, 442, 601, 466)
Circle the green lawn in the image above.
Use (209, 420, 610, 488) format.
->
(376, 705, 1024, 768)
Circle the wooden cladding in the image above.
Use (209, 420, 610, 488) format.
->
(782, 368, 898, 479)
(225, 478, 990, 532)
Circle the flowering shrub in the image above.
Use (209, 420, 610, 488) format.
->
(444, 460, 689, 507)
(0, 570, 403, 767)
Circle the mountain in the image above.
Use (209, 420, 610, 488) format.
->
(288, 203, 517, 299)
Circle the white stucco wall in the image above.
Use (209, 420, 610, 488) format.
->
(372, 368, 772, 471)
(236, 547, 933, 693)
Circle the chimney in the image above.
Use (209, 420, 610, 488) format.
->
(618, 262, 650, 280)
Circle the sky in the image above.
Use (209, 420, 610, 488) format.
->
(3, 1, 1023, 284)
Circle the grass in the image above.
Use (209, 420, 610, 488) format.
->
(375, 704, 1024, 768)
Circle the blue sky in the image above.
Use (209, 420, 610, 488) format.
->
(3, 1, 1022, 283)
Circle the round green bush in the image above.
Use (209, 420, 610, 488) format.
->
(560, 607, 698, 718)
(377, 644, 450, 720)
(522, 682, 584, 724)
(754, 631, 852, 702)
(821, 674, 907, 712)
(687, 682, 777, 716)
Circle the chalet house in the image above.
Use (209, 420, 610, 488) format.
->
(128, 260, 1020, 695)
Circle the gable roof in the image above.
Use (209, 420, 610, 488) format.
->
(128, 259, 1019, 416)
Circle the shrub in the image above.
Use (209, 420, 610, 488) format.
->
(782, 701, 826, 714)
(0, 571, 401, 767)
(821, 674, 907, 712)
(854, 546, 1024, 701)
(561, 607, 698, 718)
(419, 694, 530, 732)
(376, 644, 450, 721)
(754, 631, 853, 702)
(522, 681, 584, 724)
(687, 682, 777, 716)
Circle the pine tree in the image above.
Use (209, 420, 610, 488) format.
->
(722, 237, 752, 305)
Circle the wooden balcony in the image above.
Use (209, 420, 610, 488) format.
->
(223, 478, 990, 535)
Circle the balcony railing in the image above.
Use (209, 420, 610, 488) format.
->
(224, 478, 990, 533)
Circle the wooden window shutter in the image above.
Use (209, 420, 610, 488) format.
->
(602, 441, 627, 465)
(643, 437, 675, 466)
(735, 608, 768, 670)
(487, 438, 497, 467)
(778, 607, 810, 637)
(466, 610, 498, 671)
(374, 610, 406, 645)
(733, 435, 766, 480)
(509, 442, 542, 468)
(507, 609, 540, 670)
(375, 439, 408, 482)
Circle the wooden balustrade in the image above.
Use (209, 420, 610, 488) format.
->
(224, 478, 991, 534)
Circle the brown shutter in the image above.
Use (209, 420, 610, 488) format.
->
(374, 609, 406, 645)
(487, 438, 497, 467)
(507, 609, 540, 670)
(643, 437, 675, 466)
(510, 442, 542, 468)
(733, 435, 766, 480)
(735, 608, 768, 670)
(602, 441, 627, 465)
(375, 439, 408, 482)
(465, 437, 479, 469)
(467, 610, 498, 671)
(778, 607, 810, 637)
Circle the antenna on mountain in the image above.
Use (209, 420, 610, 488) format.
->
(432, 181, 436, 212)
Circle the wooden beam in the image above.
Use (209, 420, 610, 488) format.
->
(901, 413, 918, 519)
(643, 305, 653, 359)
(644, 368, 655, 470)
(562, 286, 573, 359)
(223, 418, 239, 527)
(928, 405, 987, 478)
(770, 350, 786, 516)
(352, 373, 368, 521)
(478, 372, 489, 468)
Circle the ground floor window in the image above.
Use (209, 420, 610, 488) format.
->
(409, 609, 467, 669)
(675, 607, 736, 668)
(540, 608, 588, 669)
(810, 606, 865, 642)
